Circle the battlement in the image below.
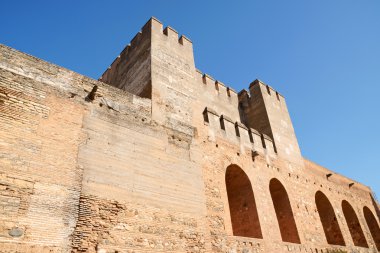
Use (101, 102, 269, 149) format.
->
(197, 69, 238, 96)
(96, 17, 305, 164)
(153, 17, 193, 48)
(203, 107, 276, 158)
(245, 79, 284, 101)
(236, 78, 303, 165)
(99, 17, 194, 100)
(1, 17, 380, 253)
(194, 69, 241, 123)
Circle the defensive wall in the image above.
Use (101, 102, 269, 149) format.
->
(0, 17, 379, 253)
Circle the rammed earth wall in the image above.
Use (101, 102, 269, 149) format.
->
(0, 17, 379, 253)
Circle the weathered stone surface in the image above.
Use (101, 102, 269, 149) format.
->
(0, 17, 379, 253)
(8, 227, 23, 237)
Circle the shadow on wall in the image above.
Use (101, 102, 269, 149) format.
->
(315, 191, 346, 246)
(223, 166, 380, 250)
(341, 200, 368, 248)
(363, 206, 380, 251)
(225, 164, 263, 239)
(269, 178, 301, 244)
(370, 193, 380, 221)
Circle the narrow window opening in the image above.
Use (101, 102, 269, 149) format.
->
(203, 109, 209, 123)
(266, 85, 271, 95)
(220, 116, 225, 131)
(248, 130, 254, 143)
(227, 87, 231, 97)
(235, 123, 240, 137)
(276, 91, 280, 101)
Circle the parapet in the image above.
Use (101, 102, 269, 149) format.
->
(159, 20, 193, 49)
(245, 79, 284, 102)
(195, 69, 240, 121)
(304, 159, 371, 193)
(97, 17, 298, 165)
(196, 70, 239, 100)
(99, 17, 193, 98)
(203, 107, 276, 158)
(237, 77, 305, 166)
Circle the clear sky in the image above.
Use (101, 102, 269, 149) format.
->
(1, 1, 379, 197)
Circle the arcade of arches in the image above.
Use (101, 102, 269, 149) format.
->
(224, 164, 380, 249)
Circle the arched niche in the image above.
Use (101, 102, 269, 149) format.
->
(341, 200, 368, 247)
(225, 164, 262, 238)
(363, 206, 380, 251)
(315, 191, 345, 246)
(269, 178, 301, 244)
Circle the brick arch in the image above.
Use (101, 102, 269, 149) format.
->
(363, 206, 380, 251)
(269, 178, 301, 244)
(225, 164, 262, 238)
(341, 200, 368, 247)
(315, 191, 345, 246)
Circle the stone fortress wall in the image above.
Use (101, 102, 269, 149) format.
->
(0, 17, 379, 253)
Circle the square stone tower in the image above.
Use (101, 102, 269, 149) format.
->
(0, 17, 379, 253)
(101, 18, 196, 128)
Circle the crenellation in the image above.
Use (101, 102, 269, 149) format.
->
(235, 121, 251, 146)
(179, 35, 192, 46)
(262, 134, 277, 156)
(100, 54, 121, 82)
(235, 121, 248, 131)
(1, 17, 379, 253)
(249, 79, 284, 101)
(203, 106, 219, 117)
(163, 26, 179, 40)
(202, 107, 274, 156)
(120, 43, 131, 58)
(219, 114, 236, 140)
(215, 81, 239, 106)
(130, 31, 143, 47)
(149, 16, 163, 27)
(194, 70, 240, 121)
(227, 86, 236, 97)
(215, 80, 225, 91)
(202, 73, 215, 85)
(159, 25, 194, 51)
(250, 128, 263, 145)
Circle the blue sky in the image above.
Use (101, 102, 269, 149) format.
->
(1, 1, 379, 197)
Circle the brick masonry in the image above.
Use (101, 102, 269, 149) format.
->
(0, 17, 379, 253)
